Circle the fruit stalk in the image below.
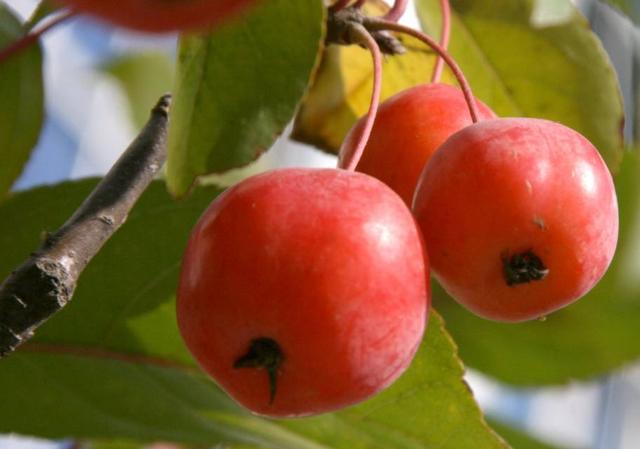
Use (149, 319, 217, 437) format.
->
(366, 18, 480, 122)
(383, 0, 409, 22)
(430, 0, 451, 83)
(339, 23, 383, 171)
(0, 95, 171, 358)
(0, 10, 76, 64)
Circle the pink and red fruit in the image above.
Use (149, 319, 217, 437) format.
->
(339, 83, 496, 205)
(177, 168, 429, 417)
(56, 0, 257, 33)
(413, 118, 618, 322)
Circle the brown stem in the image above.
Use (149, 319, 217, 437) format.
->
(338, 24, 383, 171)
(0, 95, 172, 358)
(329, 0, 353, 12)
(0, 10, 76, 65)
(326, 7, 405, 56)
(366, 18, 480, 122)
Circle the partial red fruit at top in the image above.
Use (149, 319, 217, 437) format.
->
(339, 83, 496, 205)
(56, 0, 257, 33)
(413, 118, 618, 322)
(177, 168, 429, 417)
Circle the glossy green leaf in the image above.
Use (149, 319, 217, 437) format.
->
(166, 0, 325, 197)
(416, 0, 624, 171)
(0, 4, 44, 198)
(0, 180, 509, 448)
(434, 150, 640, 385)
(104, 52, 175, 129)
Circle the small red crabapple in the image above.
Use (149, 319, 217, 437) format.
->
(177, 168, 430, 417)
(413, 117, 618, 322)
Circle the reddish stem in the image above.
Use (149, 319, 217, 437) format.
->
(383, 0, 409, 22)
(0, 10, 76, 65)
(430, 0, 451, 83)
(368, 18, 479, 122)
(20, 342, 196, 372)
(340, 25, 383, 171)
(330, 0, 353, 12)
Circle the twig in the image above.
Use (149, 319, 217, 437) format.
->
(326, 6, 405, 55)
(0, 95, 172, 358)
(0, 10, 76, 65)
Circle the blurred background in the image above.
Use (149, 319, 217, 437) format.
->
(1, 0, 639, 448)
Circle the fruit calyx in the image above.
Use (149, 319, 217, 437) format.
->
(502, 250, 549, 286)
(234, 337, 284, 404)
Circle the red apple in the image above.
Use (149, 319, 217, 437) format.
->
(413, 118, 618, 322)
(177, 168, 429, 417)
(57, 0, 257, 33)
(339, 83, 496, 205)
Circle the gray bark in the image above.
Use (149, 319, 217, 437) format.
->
(0, 94, 171, 357)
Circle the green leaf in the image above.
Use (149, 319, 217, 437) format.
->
(86, 441, 150, 449)
(0, 180, 509, 448)
(166, 0, 325, 197)
(292, 0, 443, 153)
(434, 149, 640, 385)
(416, 0, 624, 172)
(103, 52, 175, 129)
(87, 440, 261, 449)
(25, 0, 62, 30)
(87, 441, 257, 449)
(283, 312, 510, 449)
(0, 4, 44, 199)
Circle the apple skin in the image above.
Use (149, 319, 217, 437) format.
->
(413, 118, 619, 322)
(177, 168, 429, 417)
(56, 0, 257, 33)
(339, 83, 496, 205)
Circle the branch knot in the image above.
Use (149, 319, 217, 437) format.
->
(326, 7, 405, 55)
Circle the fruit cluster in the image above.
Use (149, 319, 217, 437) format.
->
(71, 0, 612, 419)
(0, 0, 619, 428)
(343, 85, 618, 322)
